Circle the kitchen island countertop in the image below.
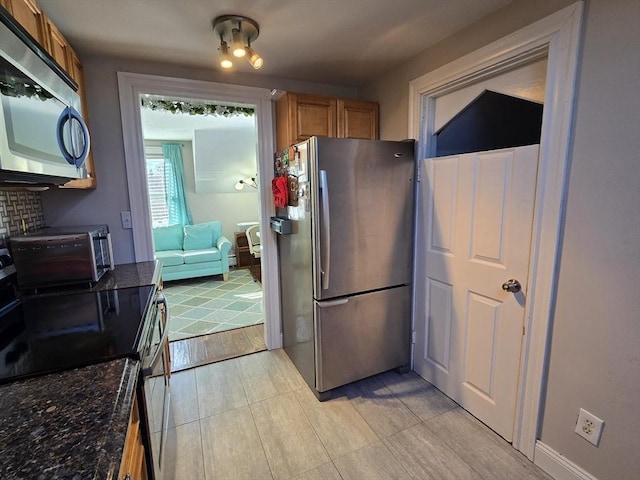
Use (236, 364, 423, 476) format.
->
(0, 358, 140, 480)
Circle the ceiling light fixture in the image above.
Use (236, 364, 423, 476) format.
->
(213, 15, 263, 70)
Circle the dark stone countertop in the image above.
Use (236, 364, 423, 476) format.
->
(19, 260, 161, 297)
(94, 260, 161, 291)
(0, 358, 139, 480)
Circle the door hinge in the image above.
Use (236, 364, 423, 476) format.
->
(523, 325, 526, 336)
(411, 330, 416, 344)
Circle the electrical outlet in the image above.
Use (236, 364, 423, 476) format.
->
(575, 408, 604, 446)
(120, 211, 132, 229)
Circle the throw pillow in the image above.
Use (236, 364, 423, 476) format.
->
(153, 225, 184, 251)
(183, 223, 214, 250)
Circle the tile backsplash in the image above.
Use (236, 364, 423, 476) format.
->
(0, 190, 45, 246)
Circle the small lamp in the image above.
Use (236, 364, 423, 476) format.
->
(235, 177, 258, 190)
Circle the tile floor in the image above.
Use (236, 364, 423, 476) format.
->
(163, 269, 263, 341)
(152, 349, 553, 480)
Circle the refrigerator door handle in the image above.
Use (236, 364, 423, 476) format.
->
(319, 169, 331, 290)
(316, 298, 349, 308)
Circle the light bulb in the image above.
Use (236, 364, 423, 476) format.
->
(245, 47, 263, 69)
(232, 29, 246, 58)
(219, 41, 233, 69)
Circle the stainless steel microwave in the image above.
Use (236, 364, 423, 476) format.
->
(10, 225, 114, 290)
(0, 8, 90, 184)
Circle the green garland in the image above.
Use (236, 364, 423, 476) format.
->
(141, 97, 254, 117)
(0, 80, 53, 101)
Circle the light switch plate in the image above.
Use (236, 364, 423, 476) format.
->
(120, 211, 132, 229)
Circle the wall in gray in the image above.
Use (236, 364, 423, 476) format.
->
(538, 2, 640, 479)
(361, 0, 640, 478)
(41, 55, 358, 264)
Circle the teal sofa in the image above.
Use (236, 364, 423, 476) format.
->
(152, 221, 232, 281)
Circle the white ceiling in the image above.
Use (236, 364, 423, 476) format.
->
(37, 0, 513, 87)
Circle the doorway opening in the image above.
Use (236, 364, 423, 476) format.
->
(139, 94, 268, 370)
(118, 73, 281, 366)
(408, 3, 582, 460)
(139, 94, 263, 345)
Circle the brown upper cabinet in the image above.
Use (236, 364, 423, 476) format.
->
(2, 0, 96, 188)
(1, 0, 48, 49)
(276, 92, 379, 151)
(43, 15, 71, 72)
(337, 98, 380, 141)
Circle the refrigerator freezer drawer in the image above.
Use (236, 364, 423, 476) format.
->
(314, 285, 411, 392)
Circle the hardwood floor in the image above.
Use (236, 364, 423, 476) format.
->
(156, 349, 553, 480)
(169, 324, 266, 373)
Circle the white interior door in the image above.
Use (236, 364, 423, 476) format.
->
(413, 145, 539, 441)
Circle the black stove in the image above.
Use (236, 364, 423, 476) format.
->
(0, 251, 155, 385)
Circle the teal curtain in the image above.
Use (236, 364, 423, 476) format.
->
(162, 142, 192, 226)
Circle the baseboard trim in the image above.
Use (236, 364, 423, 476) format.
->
(534, 441, 600, 480)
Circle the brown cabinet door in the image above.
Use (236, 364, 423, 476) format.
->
(293, 93, 337, 141)
(5, 0, 48, 49)
(119, 395, 148, 480)
(276, 93, 337, 150)
(337, 98, 379, 140)
(44, 15, 70, 71)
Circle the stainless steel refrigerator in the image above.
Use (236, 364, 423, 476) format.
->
(275, 137, 415, 398)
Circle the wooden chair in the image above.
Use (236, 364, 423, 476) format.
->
(245, 225, 262, 281)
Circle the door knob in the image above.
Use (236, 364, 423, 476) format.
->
(502, 279, 522, 293)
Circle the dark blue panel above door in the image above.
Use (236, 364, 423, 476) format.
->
(435, 90, 543, 157)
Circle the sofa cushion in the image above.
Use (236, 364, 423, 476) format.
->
(153, 225, 184, 251)
(205, 221, 223, 242)
(182, 248, 221, 264)
(154, 250, 185, 267)
(183, 223, 215, 250)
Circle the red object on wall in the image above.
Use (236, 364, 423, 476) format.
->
(272, 176, 289, 208)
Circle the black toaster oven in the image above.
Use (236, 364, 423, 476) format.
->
(9, 225, 114, 290)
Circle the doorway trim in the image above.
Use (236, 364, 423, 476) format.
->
(409, 2, 583, 459)
(117, 72, 281, 350)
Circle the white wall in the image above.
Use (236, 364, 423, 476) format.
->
(362, 0, 640, 478)
(434, 58, 547, 131)
(192, 127, 257, 194)
(41, 55, 358, 264)
(176, 140, 260, 244)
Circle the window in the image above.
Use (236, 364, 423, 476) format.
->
(145, 146, 169, 228)
(144, 142, 192, 227)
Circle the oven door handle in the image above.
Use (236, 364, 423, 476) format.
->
(106, 233, 115, 270)
(142, 295, 170, 377)
(142, 321, 169, 377)
(156, 291, 167, 312)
